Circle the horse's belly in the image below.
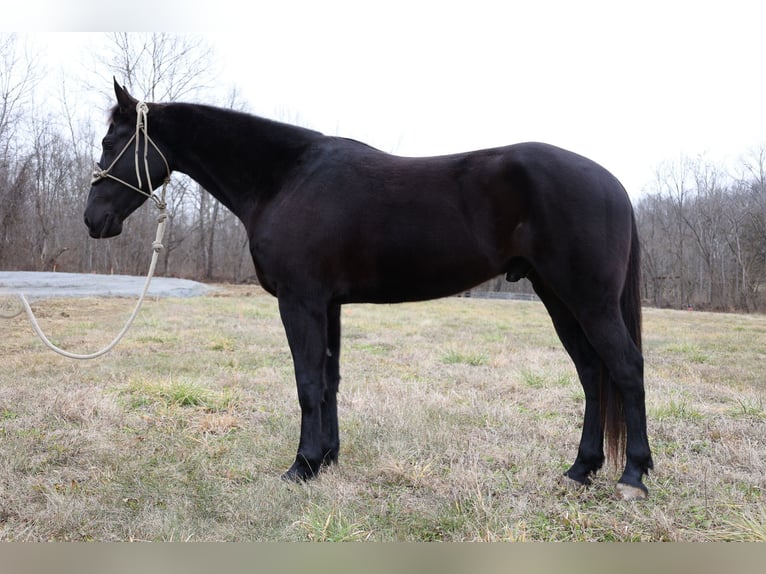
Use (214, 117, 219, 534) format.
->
(339, 249, 500, 304)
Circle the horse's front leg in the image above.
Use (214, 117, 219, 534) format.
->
(278, 294, 328, 481)
(321, 303, 342, 466)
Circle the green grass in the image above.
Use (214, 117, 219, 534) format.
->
(0, 287, 765, 541)
(124, 376, 238, 409)
(650, 395, 704, 422)
(442, 348, 488, 366)
(730, 397, 766, 419)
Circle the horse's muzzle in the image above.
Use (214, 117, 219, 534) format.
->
(84, 210, 123, 239)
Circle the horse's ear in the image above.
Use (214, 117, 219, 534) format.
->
(113, 77, 138, 111)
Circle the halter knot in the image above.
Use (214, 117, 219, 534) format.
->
(90, 167, 109, 185)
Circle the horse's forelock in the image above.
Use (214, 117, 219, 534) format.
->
(105, 104, 124, 126)
(108, 102, 140, 123)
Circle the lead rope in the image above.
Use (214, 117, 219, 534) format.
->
(5, 101, 171, 360)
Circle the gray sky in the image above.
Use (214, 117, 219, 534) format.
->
(8, 0, 766, 199)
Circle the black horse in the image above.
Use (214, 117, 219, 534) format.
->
(84, 80, 652, 499)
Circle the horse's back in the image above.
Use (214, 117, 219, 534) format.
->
(309, 139, 630, 216)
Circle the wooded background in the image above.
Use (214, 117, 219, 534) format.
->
(2, 33, 765, 311)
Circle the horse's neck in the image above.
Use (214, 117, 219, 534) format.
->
(157, 103, 322, 215)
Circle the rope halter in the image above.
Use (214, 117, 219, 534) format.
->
(91, 101, 171, 212)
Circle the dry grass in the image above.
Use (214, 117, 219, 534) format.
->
(0, 285, 764, 541)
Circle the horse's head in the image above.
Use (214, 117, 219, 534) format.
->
(84, 79, 170, 238)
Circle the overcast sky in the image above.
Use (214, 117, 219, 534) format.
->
(8, 0, 766, 199)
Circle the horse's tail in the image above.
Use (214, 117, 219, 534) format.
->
(602, 210, 642, 466)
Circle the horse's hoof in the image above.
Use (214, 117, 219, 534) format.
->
(559, 473, 590, 492)
(281, 465, 312, 483)
(281, 458, 320, 482)
(563, 469, 593, 487)
(615, 482, 648, 501)
(280, 470, 307, 483)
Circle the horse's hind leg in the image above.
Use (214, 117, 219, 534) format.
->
(529, 274, 605, 484)
(575, 308, 652, 498)
(528, 261, 652, 498)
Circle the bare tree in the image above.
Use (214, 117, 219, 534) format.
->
(0, 34, 40, 151)
(0, 34, 41, 268)
(682, 158, 730, 307)
(94, 33, 218, 102)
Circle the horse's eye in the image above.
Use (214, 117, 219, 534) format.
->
(102, 137, 113, 151)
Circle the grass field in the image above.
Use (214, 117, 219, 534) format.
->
(0, 285, 764, 541)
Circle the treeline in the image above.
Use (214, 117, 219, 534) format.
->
(2, 34, 765, 311)
(635, 153, 766, 311)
